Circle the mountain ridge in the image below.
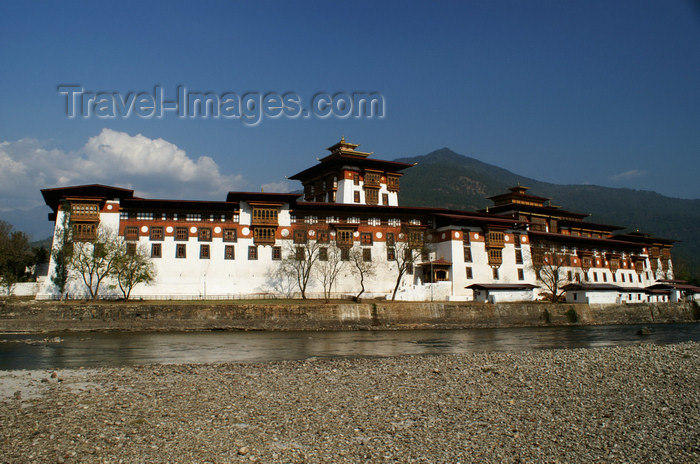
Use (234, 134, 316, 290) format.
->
(395, 148, 700, 278)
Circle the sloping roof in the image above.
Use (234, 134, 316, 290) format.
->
(557, 218, 624, 232)
(41, 184, 134, 212)
(613, 232, 677, 245)
(226, 191, 302, 203)
(121, 198, 239, 211)
(417, 259, 452, 266)
(433, 212, 525, 228)
(646, 283, 700, 293)
(483, 203, 590, 220)
(466, 283, 538, 290)
(562, 283, 622, 292)
(289, 155, 414, 181)
(528, 230, 646, 249)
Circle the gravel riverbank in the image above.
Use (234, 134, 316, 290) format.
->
(1, 342, 699, 463)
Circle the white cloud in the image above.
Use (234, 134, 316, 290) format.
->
(0, 129, 246, 211)
(260, 181, 296, 193)
(609, 169, 646, 182)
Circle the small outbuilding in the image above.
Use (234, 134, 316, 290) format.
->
(562, 283, 622, 304)
(466, 283, 538, 303)
(646, 280, 700, 302)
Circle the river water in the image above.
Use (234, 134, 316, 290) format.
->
(1, 323, 699, 370)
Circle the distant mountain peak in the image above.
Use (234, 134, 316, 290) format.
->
(400, 147, 471, 165)
(393, 146, 700, 277)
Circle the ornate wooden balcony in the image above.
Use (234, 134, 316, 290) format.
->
(485, 231, 505, 248)
(253, 227, 276, 245)
(252, 207, 279, 226)
(487, 248, 503, 266)
(72, 222, 97, 241)
(70, 202, 100, 220)
(363, 172, 381, 188)
(387, 176, 400, 192)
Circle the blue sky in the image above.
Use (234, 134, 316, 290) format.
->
(1, 0, 699, 216)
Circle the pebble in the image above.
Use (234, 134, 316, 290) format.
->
(0, 342, 698, 463)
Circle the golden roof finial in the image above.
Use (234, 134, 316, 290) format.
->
(261, 187, 264, 193)
(341, 135, 345, 143)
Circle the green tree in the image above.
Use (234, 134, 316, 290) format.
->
(51, 202, 74, 300)
(0, 221, 33, 295)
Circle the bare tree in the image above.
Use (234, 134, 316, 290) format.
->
(391, 239, 424, 301)
(280, 232, 321, 299)
(113, 240, 156, 300)
(51, 202, 73, 300)
(70, 226, 120, 299)
(264, 264, 298, 298)
(316, 243, 345, 302)
(0, 221, 32, 296)
(349, 245, 375, 300)
(529, 240, 571, 302)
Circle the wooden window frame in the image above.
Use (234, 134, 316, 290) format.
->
(293, 229, 307, 244)
(317, 230, 329, 243)
(463, 246, 472, 263)
(151, 243, 162, 258)
(175, 227, 189, 241)
(176, 244, 186, 258)
(198, 227, 212, 242)
(125, 226, 139, 241)
(150, 227, 164, 241)
(515, 249, 523, 264)
(271, 246, 281, 260)
(200, 244, 210, 259)
(248, 246, 258, 260)
(408, 231, 424, 248)
(223, 228, 237, 242)
(224, 245, 235, 260)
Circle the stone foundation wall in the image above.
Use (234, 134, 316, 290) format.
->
(1, 300, 698, 333)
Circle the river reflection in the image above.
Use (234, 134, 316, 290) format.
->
(1, 323, 699, 370)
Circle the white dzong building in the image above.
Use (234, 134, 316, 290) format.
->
(37, 138, 682, 302)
